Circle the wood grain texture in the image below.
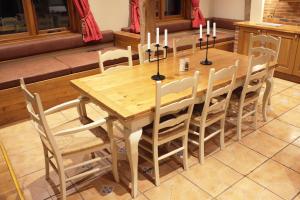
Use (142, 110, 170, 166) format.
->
(71, 49, 253, 122)
(0, 69, 99, 126)
(235, 21, 300, 34)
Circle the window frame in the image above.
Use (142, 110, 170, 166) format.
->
(0, 0, 79, 44)
(156, 0, 187, 21)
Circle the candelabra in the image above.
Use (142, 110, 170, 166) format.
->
(199, 34, 217, 66)
(147, 44, 169, 81)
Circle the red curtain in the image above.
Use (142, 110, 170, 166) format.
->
(192, 0, 206, 28)
(73, 0, 102, 42)
(130, 0, 140, 33)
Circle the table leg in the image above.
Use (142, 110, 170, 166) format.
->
(124, 128, 142, 198)
(262, 77, 273, 122)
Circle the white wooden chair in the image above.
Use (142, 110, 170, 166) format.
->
(98, 46, 133, 73)
(139, 71, 200, 186)
(189, 63, 238, 164)
(229, 51, 270, 141)
(20, 79, 119, 200)
(173, 36, 197, 56)
(138, 43, 167, 64)
(249, 33, 281, 106)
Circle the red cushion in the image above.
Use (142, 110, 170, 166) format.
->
(0, 58, 71, 90)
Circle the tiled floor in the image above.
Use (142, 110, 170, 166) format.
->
(0, 77, 300, 200)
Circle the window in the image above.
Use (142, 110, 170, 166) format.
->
(0, 0, 27, 35)
(155, 0, 185, 20)
(34, 0, 70, 31)
(0, 0, 78, 41)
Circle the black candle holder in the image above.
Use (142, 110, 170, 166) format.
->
(200, 34, 216, 66)
(146, 44, 168, 81)
(199, 38, 203, 49)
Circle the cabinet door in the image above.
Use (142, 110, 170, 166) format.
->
(237, 27, 264, 55)
(292, 37, 300, 77)
(267, 30, 298, 74)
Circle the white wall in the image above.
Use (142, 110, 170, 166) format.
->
(250, 0, 265, 22)
(200, 0, 214, 18)
(89, 0, 130, 31)
(212, 0, 245, 20)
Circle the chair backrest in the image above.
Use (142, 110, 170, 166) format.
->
(241, 52, 270, 102)
(173, 36, 197, 56)
(152, 71, 200, 141)
(201, 61, 238, 123)
(20, 79, 61, 159)
(249, 33, 281, 63)
(138, 43, 167, 64)
(98, 46, 133, 73)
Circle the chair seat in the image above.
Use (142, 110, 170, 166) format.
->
(51, 118, 109, 156)
(142, 115, 186, 144)
(191, 110, 225, 126)
(231, 87, 259, 104)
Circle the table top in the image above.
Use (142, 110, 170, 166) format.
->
(71, 49, 251, 121)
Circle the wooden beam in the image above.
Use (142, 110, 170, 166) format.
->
(140, 0, 156, 44)
(245, 0, 251, 20)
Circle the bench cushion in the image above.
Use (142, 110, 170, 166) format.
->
(0, 58, 71, 90)
(0, 30, 114, 62)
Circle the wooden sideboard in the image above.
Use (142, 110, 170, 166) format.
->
(235, 21, 300, 82)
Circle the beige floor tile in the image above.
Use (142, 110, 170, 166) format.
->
(144, 174, 212, 200)
(279, 109, 300, 128)
(274, 78, 297, 87)
(293, 138, 300, 148)
(292, 105, 300, 113)
(0, 120, 42, 155)
(213, 143, 267, 175)
(18, 170, 52, 200)
(46, 112, 69, 128)
(260, 119, 300, 143)
(61, 104, 107, 122)
(272, 144, 300, 173)
(241, 130, 287, 158)
(292, 84, 300, 90)
(76, 173, 132, 200)
(248, 160, 300, 200)
(272, 83, 290, 94)
(266, 103, 294, 118)
(182, 157, 243, 197)
(280, 87, 300, 101)
(168, 139, 221, 172)
(9, 147, 45, 178)
(270, 94, 300, 109)
(51, 192, 83, 200)
(217, 177, 282, 200)
(294, 194, 300, 200)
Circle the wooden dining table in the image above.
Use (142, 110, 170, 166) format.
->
(71, 48, 274, 198)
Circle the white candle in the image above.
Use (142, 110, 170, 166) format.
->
(156, 28, 160, 45)
(200, 25, 203, 39)
(207, 20, 210, 35)
(213, 22, 216, 37)
(147, 32, 151, 50)
(164, 29, 168, 47)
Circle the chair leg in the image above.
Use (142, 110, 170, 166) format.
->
(220, 119, 225, 149)
(182, 135, 188, 170)
(153, 147, 160, 186)
(236, 105, 243, 141)
(58, 169, 67, 200)
(42, 145, 50, 180)
(77, 96, 87, 120)
(111, 141, 120, 183)
(199, 127, 205, 164)
(253, 102, 259, 130)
